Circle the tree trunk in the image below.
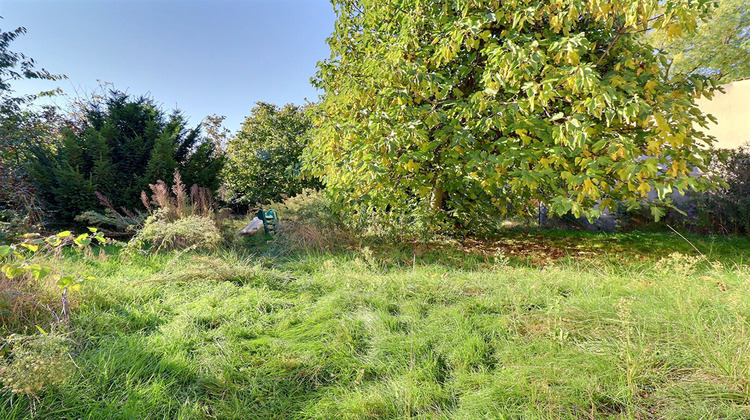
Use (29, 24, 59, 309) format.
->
(430, 178, 444, 212)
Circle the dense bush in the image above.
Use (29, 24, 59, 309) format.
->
(689, 146, 750, 236)
(1, 229, 105, 335)
(1, 109, 65, 240)
(223, 102, 321, 207)
(74, 191, 146, 234)
(29, 90, 225, 224)
(1, 25, 65, 240)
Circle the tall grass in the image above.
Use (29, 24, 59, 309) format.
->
(2, 231, 750, 418)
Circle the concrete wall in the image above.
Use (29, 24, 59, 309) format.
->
(696, 78, 750, 149)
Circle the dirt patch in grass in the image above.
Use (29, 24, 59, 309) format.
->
(391, 229, 711, 268)
(459, 238, 568, 263)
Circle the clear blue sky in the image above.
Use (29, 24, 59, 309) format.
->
(0, 0, 336, 132)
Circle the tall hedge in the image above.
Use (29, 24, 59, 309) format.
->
(30, 91, 224, 224)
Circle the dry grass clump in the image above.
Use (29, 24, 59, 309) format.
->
(145, 170, 228, 223)
(148, 255, 294, 289)
(0, 274, 61, 335)
(132, 214, 222, 252)
(152, 256, 254, 283)
(269, 190, 357, 252)
(0, 334, 73, 398)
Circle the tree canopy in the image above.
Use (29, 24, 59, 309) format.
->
(646, 0, 750, 83)
(305, 0, 722, 228)
(1, 23, 65, 235)
(223, 102, 321, 207)
(0, 25, 64, 115)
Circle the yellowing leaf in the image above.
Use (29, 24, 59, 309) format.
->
(666, 24, 683, 41)
(637, 182, 652, 197)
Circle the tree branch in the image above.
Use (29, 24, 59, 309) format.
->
(595, 27, 626, 67)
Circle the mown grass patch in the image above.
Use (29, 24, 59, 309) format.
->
(2, 230, 750, 418)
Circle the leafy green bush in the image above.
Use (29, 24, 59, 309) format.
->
(267, 190, 356, 252)
(267, 189, 465, 250)
(73, 192, 145, 235)
(1, 229, 105, 335)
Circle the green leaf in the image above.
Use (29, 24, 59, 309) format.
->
(20, 243, 39, 252)
(57, 275, 76, 288)
(31, 266, 52, 280)
(650, 206, 667, 222)
(46, 237, 63, 247)
(0, 245, 11, 257)
(74, 234, 91, 247)
(2, 264, 25, 279)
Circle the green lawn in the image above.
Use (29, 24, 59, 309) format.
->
(3, 230, 750, 419)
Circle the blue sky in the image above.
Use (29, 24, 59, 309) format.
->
(0, 0, 336, 132)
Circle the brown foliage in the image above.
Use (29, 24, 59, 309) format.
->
(1, 272, 64, 335)
(145, 169, 225, 223)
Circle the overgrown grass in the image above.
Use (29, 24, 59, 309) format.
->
(2, 229, 750, 418)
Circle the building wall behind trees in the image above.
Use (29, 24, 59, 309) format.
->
(696, 78, 750, 149)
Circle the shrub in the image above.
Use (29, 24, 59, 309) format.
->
(127, 171, 228, 252)
(688, 146, 750, 236)
(74, 191, 145, 234)
(131, 213, 222, 252)
(1, 109, 63, 242)
(1, 230, 105, 335)
(267, 190, 356, 252)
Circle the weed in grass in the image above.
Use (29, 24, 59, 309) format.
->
(0, 333, 73, 406)
(653, 251, 706, 277)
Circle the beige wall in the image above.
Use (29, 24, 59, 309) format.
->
(695, 78, 750, 149)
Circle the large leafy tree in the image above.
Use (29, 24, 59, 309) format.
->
(306, 0, 721, 228)
(646, 0, 750, 83)
(31, 90, 225, 223)
(223, 102, 321, 207)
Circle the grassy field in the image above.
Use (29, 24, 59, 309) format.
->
(2, 229, 750, 419)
